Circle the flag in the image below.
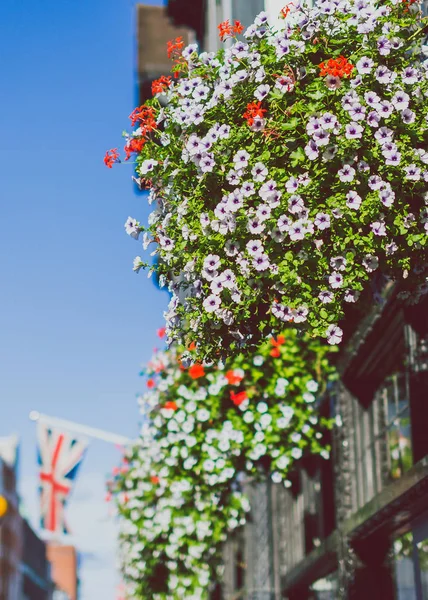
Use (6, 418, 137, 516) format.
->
(37, 421, 88, 534)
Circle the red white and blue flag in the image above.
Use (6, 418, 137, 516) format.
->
(37, 422, 88, 534)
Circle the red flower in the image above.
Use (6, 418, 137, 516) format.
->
(105, 492, 112, 503)
(226, 370, 244, 385)
(218, 19, 244, 41)
(124, 137, 145, 161)
(319, 56, 354, 79)
(167, 36, 184, 59)
(233, 20, 244, 35)
(150, 475, 160, 484)
(243, 101, 267, 126)
(218, 19, 233, 41)
(280, 2, 295, 18)
(164, 401, 178, 411)
(112, 466, 120, 475)
(270, 347, 281, 358)
(128, 104, 157, 129)
(157, 327, 166, 339)
(188, 341, 197, 351)
(230, 390, 248, 406)
(271, 334, 286, 347)
(104, 148, 120, 168)
(189, 363, 205, 379)
(147, 378, 155, 389)
(152, 75, 172, 96)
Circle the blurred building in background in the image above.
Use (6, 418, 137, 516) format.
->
(20, 520, 53, 600)
(136, 4, 193, 104)
(0, 453, 22, 600)
(47, 545, 78, 600)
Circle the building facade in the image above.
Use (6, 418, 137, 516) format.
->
(216, 290, 428, 600)
(136, 5, 193, 104)
(0, 458, 22, 600)
(46, 545, 78, 600)
(20, 520, 53, 600)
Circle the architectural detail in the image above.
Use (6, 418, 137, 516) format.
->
(244, 480, 276, 600)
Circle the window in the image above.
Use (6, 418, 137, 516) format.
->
(394, 521, 428, 600)
(351, 370, 412, 512)
(383, 373, 413, 481)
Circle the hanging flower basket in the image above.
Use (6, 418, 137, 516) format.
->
(108, 0, 428, 361)
(110, 330, 335, 599)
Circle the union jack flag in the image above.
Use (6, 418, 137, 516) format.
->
(37, 422, 88, 534)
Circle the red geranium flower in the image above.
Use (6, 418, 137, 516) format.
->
(167, 36, 184, 59)
(150, 476, 160, 484)
(164, 401, 178, 411)
(157, 327, 166, 338)
(319, 56, 354, 79)
(189, 363, 205, 379)
(147, 378, 155, 389)
(243, 101, 267, 126)
(226, 370, 244, 385)
(271, 334, 286, 347)
(218, 19, 244, 41)
(230, 390, 248, 406)
(104, 148, 120, 168)
(152, 75, 172, 96)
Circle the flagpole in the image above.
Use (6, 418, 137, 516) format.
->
(29, 411, 133, 447)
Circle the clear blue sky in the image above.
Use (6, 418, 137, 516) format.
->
(0, 0, 166, 596)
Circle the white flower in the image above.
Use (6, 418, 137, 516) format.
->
(253, 254, 270, 271)
(326, 324, 343, 345)
(203, 295, 221, 313)
(276, 455, 290, 470)
(291, 447, 302, 460)
(371, 221, 387, 236)
(203, 254, 221, 271)
(196, 409, 210, 422)
(338, 165, 356, 182)
(133, 256, 144, 273)
(243, 411, 255, 423)
(233, 149, 250, 169)
(306, 380, 318, 392)
(303, 392, 315, 403)
(289, 221, 305, 241)
(315, 213, 330, 230)
(346, 190, 362, 210)
(260, 414, 272, 428)
(329, 272, 343, 289)
(356, 56, 374, 74)
(139, 159, 158, 175)
(330, 256, 347, 271)
(124, 217, 141, 239)
(319, 290, 334, 304)
(254, 84, 270, 101)
(257, 402, 268, 413)
(363, 254, 379, 272)
(292, 306, 308, 323)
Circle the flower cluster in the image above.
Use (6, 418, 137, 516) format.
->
(318, 55, 355, 79)
(112, 0, 428, 362)
(110, 331, 335, 599)
(218, 19, 245, 42)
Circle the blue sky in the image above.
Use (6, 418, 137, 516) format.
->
(0, 0, 166, 596)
